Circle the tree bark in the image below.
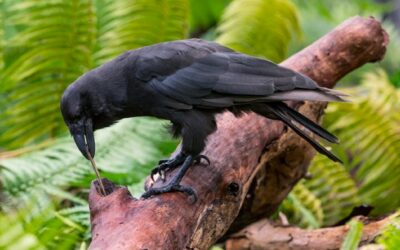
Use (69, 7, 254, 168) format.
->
(88, 16, 388, 250)
(225, 215, 394, 250)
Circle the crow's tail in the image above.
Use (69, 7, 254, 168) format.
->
(262, 102, 342, 163)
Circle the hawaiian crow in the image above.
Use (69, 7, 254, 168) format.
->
(60, 39, 347, 199)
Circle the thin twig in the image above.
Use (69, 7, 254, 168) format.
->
(86, 149, 106, 196)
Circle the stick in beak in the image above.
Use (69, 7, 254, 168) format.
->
(72, 118, 106, 196)
(86, 148, 107, 196)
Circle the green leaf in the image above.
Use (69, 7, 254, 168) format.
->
(0, 204, 84, 250)
(1, 118, 177, 207)
(324, 70, 400, 214)
(282, 182, 324, 228)
(188, 0, 230, 33)
(340, 219, 363, 250)
(216, 0, 300, 62)
(377, 212, 400, 250)
(94, 0, 189, 64)
(0, 0, 96, 149)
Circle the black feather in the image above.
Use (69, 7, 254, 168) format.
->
(264, 104, 342, 163)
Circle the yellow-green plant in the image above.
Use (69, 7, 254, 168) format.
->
(283, 70, 400, 228)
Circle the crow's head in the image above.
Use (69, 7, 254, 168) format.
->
(60, 78, 97, 160)
(61, 55, 131, 159)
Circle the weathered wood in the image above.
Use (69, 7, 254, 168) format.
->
(225, 215, 394, 250)
(88, 16, 388, 250)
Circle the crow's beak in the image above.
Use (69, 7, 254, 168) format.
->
(72, 118, 95, 160)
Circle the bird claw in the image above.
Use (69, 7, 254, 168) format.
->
(151, 168, 168, 182)
(150, 152, 189, 182)
(193, 154, 210, 165)
(141, 184, 197, 203)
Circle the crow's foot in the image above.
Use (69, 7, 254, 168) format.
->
(193, 154, 210, 165)
(150, 152, 186, 181)
(143, 155, 198, 202)
(151, 153, 210, 181)
(141, 183, 197, 202)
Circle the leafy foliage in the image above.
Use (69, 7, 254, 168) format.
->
(94, 0, 189, 64)
(1, 118, 176, 208)
(282, 182, 324, 228)
(282, 155, 360, 228)
(283, 70, 400, 231)
(216, 0, 300, 62)
(340, 219, 364, 250)
(0, 0, 189, 150)
(377, 213, 400, 250)
(0, 204, 85, 250)
(0, 0, 399, 249)
(0, 0, 96, 148)
(325, 70, 400, 214)
(188, 0, 230, 34)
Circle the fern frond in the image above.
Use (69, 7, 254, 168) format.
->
(94, 0, 189, 64)
(0, 0, 96, 149)
(377, 212, 400, 250)
(0, 204, 84, 250)
(304, 156, 360, 226)
(324, 70, 400, 214)
(282, 182, 324, 228)
(216, 0, 300, 62)
(188, 0, 230, 33)
(0, 118, 177, 207)
(340, 219, 363, 250)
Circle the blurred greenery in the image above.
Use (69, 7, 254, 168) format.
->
(340, 219, 363, 250)
(0, 0, 399, 249)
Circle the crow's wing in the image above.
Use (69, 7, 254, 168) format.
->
(146, 48, 346, 109)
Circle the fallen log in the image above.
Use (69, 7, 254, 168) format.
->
(225, 215, 394, 250)
(88, 16, 388, 250)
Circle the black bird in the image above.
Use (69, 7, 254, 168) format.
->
(60, 39, 347, 199)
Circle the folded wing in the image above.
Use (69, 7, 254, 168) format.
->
(149, 51, 347, 108)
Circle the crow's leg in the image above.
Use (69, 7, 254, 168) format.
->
(142, 155, 198, 201)
(142, 110, 217, 201)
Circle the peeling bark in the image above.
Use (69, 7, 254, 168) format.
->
(88, 16, 388, 250)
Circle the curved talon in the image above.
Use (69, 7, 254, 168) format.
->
(150, 167, 159, 182)
(160, 169, 166, 181)
(194, 154, 210, 165)
(149, 153, 186, 182)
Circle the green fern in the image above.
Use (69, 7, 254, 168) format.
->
(340, 219, 363, 250)
(94, 0, 189, 64)
(303, 156, 360, 226)
(282, 182, 324, 228)
(377, 212, 400, 250)
(324, 70, 400, 214)
(284, 70, 398, 227)
(0, 118, 177, 208)
(0, 0, 189, 150)
(0, 0, 96, 149)
(188, 0, 230, 33)
(282, 155, 359, 227)
(0, 204, 84, 250)
(216, 0, 300, 62)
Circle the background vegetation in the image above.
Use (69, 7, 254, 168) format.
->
(0, 0, 399, 249)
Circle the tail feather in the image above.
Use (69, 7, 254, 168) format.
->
(264, 103, 342, 163)
(278, 104, 339, 143)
